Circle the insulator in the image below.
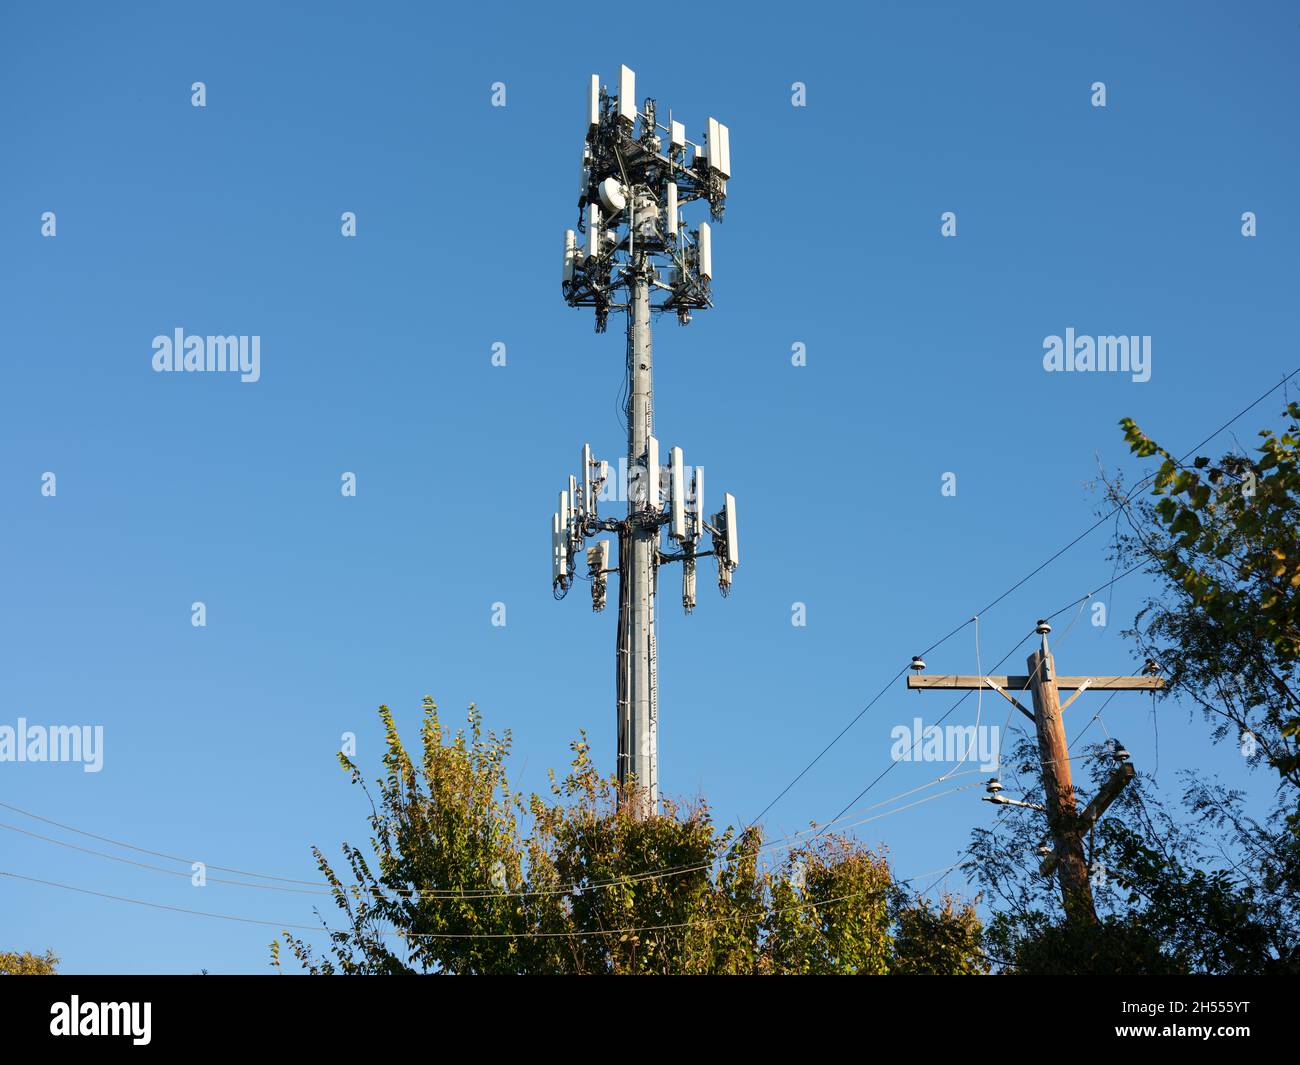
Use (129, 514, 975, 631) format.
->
(1035, 619, 1052, 635)
(910, 655, 926, 672)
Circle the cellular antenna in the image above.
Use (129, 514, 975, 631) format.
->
(551, 65, 740, 817)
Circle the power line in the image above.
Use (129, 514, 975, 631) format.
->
(909, 849, 977, 899)
(746, 366, 1299, 826)
(759, 563, 1141, 853)
(934, 673, 1146, 908)
(813, 571, 1141, 897)
(0, 843, 978, 944)
(8, 371, 1288, 939)
(0, 773, 981, 904)
(824, 628, 1037, 827)
(746, 665, 910, 827)
(0, 821, 334, 895)
(0, 800, 318, 888)
(0, 563, 1150, 909)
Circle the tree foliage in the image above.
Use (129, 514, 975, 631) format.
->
(962, 402, 1300, 973)
(0, 949, 58, 975)
(1117, 403, 1300, 800)
(966, 736, 1299, 974)
(278, 698, 986, 975)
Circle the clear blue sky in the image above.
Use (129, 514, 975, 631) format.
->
(2, 1, 1296, 973)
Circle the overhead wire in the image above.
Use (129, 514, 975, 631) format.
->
(0, 858, 977, 944)
(941, 615, 984, 781)
(0, 553, 1151, 910)
(0, 791, 988, 944)
(9, 370, 1294, 941)
(0, 770, 984, 904)
(844, 576, 1128, 899)
(746, 366, 1299, 826)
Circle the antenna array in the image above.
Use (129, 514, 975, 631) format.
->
(550, 66, 740, 815)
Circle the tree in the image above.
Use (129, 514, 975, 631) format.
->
(965, 402, 1300, 973)
(890, 894, 987, 975)
(966, 737, 1299, 974)
(0, 949, 58, 975)
(278, 697, 987, 975)
(1114, 403, 1300, 810)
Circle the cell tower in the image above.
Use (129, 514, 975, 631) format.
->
(551, 65, 739, 818)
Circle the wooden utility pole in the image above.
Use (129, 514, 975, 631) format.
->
(907, 621, 1162, 924)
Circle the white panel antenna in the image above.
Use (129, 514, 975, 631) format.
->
(723, 492, 738, 567)
(551, 512, 568, 582)
(586, 202, 601, 261)
(691, 466, 704, 541)
(580, 443, 592, 516)
(703, 117, 732, 178)
(698, 222, 713, 280)
(559, 489, 570, 539)
(562, 230, 576, 282)
(670, 120, 686, 151)
(618, 65, 636, 124)
(669, 446, 686, 541)
(588, 74, 600, 133)
(665, 182, 678, 238)
(645, 435, 660, 512)
(569, 474, 579, 521)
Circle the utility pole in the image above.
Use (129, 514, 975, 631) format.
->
(907, 620, 1163, 922)
(551, 66, 740, 818)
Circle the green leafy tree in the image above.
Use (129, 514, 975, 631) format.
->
(966, 403, 1300, 973)
(967, 737, 1299, 973)
(890, 894, 987, 975)
(1115, 403, 1300, 805)
(762, 837, 894, 974)
(278, 698, 987, 975)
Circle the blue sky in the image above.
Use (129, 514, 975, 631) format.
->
(1, 0, 1297, 972)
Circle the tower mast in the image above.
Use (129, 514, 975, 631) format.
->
(552, 66, 739, 816)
